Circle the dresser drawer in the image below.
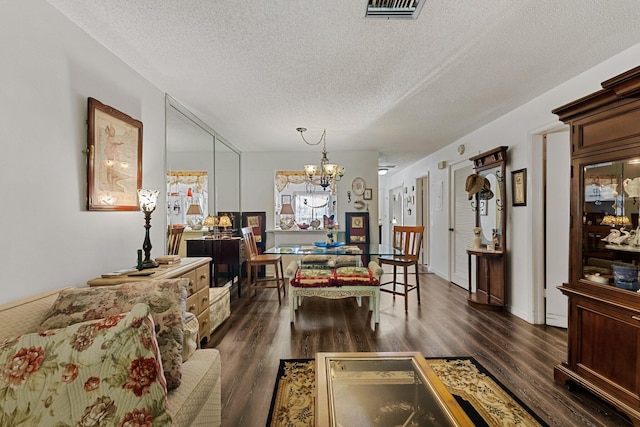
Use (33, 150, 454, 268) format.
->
(197, 310, 210, 341)
(182, 270, 198, 297)
(195, 264, 210, 291)
(197, 286, 210, 314)
(186, 292, 199, 314)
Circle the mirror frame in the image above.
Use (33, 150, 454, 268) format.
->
(469, 146, 508, 249)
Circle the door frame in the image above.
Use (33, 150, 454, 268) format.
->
(530, 122, 569, 324)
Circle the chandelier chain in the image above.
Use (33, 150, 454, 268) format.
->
(296, 127, 343, 191)
(297, 128, 326, 146)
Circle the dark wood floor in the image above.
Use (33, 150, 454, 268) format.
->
(206, 268, 633, 426)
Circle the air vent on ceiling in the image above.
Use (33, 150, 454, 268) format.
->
(365, 0, 424, 20)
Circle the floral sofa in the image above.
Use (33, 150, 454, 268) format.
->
(0, 278, 221, 426)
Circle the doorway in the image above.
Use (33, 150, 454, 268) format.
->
(449, 162, 474, 289)
(544, 130, 570, 327)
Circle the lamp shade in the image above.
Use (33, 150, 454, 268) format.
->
(137, 189, 159, 212)
(187, 204, 203, 215)
(203, 215, 217, 227)
(218, 215, 232, 227)
(281, 204, 294, 215)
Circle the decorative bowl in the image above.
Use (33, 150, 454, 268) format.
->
(314, 242, 345, 248)
(298, 223, 310, 229)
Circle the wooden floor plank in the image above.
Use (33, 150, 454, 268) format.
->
(207, 269, 633, 426)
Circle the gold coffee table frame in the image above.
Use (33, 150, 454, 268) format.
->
(316, 352, 473, 427)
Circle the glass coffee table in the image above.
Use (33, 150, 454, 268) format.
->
(316, 352, 473, 426)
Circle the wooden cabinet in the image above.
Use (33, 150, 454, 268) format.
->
(552, 66, 640, 424)
(466, 147, 508, 310)
(186, 237, 245, 294)
(87, 257, 212, 342)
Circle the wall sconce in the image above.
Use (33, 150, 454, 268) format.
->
(137, 189, 159, 269)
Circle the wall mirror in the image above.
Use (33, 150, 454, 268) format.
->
(469, 146, 507, 249)
(274, 171, 337, 230)
(478, 166, 502, 245)
(165, 95, 240, 244)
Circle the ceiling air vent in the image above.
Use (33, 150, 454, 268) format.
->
(365, 0, 425, 20)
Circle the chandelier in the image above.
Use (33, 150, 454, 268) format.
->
(297, 127, 344, 191)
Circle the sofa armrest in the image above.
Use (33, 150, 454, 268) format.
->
(0, 287, 73, 339)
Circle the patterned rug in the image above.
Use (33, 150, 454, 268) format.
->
(267, 357, 548, 427)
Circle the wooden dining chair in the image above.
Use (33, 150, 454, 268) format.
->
(378, 225, 425, 312)
(240, 227, 286, 304)
(167, 224, 186, 256)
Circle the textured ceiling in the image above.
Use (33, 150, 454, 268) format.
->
(48, 0, 640, 169)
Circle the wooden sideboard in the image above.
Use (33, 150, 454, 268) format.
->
(87, 257, 212, 341)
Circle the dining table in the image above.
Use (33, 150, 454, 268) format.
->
(264, 243, 402, 257)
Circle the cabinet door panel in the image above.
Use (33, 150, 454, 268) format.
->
(572, 296, 640, 405)
(574, 101, 640, 155)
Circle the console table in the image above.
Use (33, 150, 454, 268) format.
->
(87, 257, 212, 341)
(186, 237, 245, 297)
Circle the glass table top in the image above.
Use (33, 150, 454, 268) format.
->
(315, 352, 473, 427)
(265, 243, 401, 256)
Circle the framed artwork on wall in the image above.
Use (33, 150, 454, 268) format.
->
(363, 188, 373, 200)
(346, 212, 370, 264)
(87, 97, 142, 211)
(511, 168, 527, 206)
(242, 211, 266, 244)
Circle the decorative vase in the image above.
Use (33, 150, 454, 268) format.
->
(326, 225, 335, 245)
(473, 227, 482, 249)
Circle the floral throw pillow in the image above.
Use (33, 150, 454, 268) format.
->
(0, 303, 171, 426)
(40, 278, 188, 390)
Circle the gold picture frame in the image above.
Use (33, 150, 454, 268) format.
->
(87, 97, 142, 211)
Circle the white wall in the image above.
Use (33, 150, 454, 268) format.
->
(380, 42, 640, 324)
(242, 150, 379, 243)
(3, 1, 639, 324)
(0, 2, 166, 302)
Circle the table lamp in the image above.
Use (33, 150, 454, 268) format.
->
(203, 215, 217, 237)
(280, 203, 295, 230)
(137, 189, 159, 269)
(186, 203, 203, 230)
(218, 215, 232, 238)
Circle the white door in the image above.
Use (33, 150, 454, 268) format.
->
(449, 162, 475, 289)
(416, 175, 429, 265)
(545, 130, 570, 327)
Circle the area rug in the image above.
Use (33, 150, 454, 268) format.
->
(266, 357, 548, 427)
